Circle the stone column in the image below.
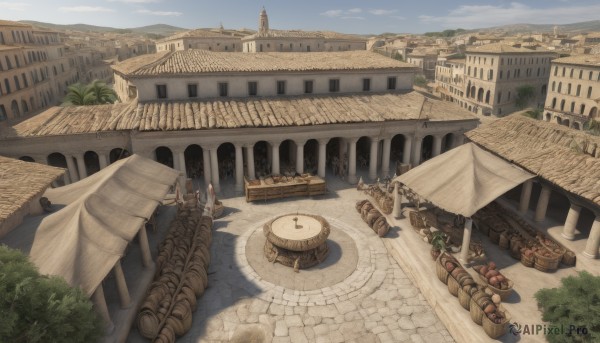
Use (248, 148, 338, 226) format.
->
(432, 134, 443, 157)
(583, 216, 600, 259)
(202, 148, 211, 187)
(452, 131, 466, 148)
(98, 152, 109, 169)
(113, 260, 131, 308)
(392, 182, 402, 219)
(235, 144, 244, 192)
(245, 144, 255, 179)
(562, 203, 582, 240)
(381, 137, 391, 178)
(317, 139, 328, 178)
(402, 135, 413, 166)
(92, 284, 114, 333)
(459, 218, 473, 263)
(138, 225, 152, 268)
(347, 138, 358, 184)
(65, 155, 79, 182)
(296, 140, 305, 174)
(412, 136, 423, 167)
(369, 137, 379, 180)
(534, 185, 552, 222)
(176, 149, 186, 190)
(271, 141, 280, 175)
(519, 179, 533, 213)
(210, 148, 220, 194)
(75, 153, 87, 179)
(339, 138, 347, 161)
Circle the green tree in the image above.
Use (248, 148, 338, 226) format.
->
(62, 80, 117, 106)
(521, 108, 541, 120)
(393, 52, 404, 61)
(515, 85, 535, 109)
(583, 119, 600, 136)
(0, 245, 103, 343)
(535, 271, 600, 343)
(414, 75, 428, 88)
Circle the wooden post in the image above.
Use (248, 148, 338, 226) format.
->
(113, 260, 131, 308)
(459, 218, 473, 264)
(138, 225, 152, 268)
(92, 284, 114, 333)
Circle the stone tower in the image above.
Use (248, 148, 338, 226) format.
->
(259, 7, 269, 35)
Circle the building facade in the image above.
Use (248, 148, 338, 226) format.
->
(543, 55, 600, 129)
(155, 28, 243, 53)
(434, 58, 465, 106)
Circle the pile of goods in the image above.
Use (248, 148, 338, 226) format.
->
(473, 261, 513, 300)
(473, 203, 575, 272)
(355, 200, 390, 237)
(363, 184, 394, 214)
(137, 208, 213, 343)
(435, 253, 510, 338)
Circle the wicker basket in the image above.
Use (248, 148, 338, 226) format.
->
(435, 254, 449, 284)
(458, 287, 471, 310)
(534, 250, 560, 272)
(447, 276, 459, 297)
(485, 280, 514, 301)
(482, 310, 510, 339)
(469, 298, 484, 325)
(562, 250, 576, 266)
(409, 211, 428, 229)
(521, 253, 535, 268)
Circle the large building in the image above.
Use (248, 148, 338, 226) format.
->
(434, 57, 465, 105)
(155, 27, 246, 53)
(242, 8, 366, 53)
(543, 54, 600, 129)
(1, 50, 478, 194)
(435, 43, 555, 116)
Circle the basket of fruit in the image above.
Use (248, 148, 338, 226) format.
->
(473, 262, 514, 300)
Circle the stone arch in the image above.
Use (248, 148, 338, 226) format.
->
(326, 137, 344, 177)
(356, 136, 371, 173)
(253, 141, 270, 177)
(47, 152, 68, 186)
(551, 97, 557, 109)
(304, 139, 318, 175)
(477, 88, 484, 102)
(279, 139, 295, 174)
(84, 151, 100, 176)
(470, 86, 476, 99)
(590, 107, 598, 119)
(485, 90, 490, 104)
(441, 133, 454, 153)
(155, 146, 174, 168)
(545, 112, 552, 121)
(29, 96, 35, 110)
(421, 135, 434, 162)
(563, 118, 570, 127)
(184, 144, 204, 180)
(556, 116, 563, 125)
(560, 99, 565, 111)
(390, 134, 406, 168)
(109, 148, 129, 163)
(11, 100, 19, 117)
(21, 100, 28, 114)
(19, 156, 35, 162)
(573, 122, 581, 130)
(217, 142, 235, 179)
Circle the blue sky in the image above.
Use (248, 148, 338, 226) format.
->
(1, 1, 600, 34)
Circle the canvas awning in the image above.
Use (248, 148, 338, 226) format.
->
(29, 154, 179, 296)
(394, 143, 535, 218)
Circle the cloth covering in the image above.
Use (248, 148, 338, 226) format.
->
(394, 143, 534, 217)
(29, 154, 179, 296)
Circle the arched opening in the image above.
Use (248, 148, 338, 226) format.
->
(563, 119, 570, 127)
(326, 137, 344, 177)
(441, 133, 454, 153)
(545, 112, 552, 121)
(47, 152, 68, 186)
(154, 146, 174, 168)
(477, 88, 484, 102)
(560, 100, 565, 111)
(541, 84, 547, 95)
(11, 100, 20, 117)
(421, 135, 433, 162)
(390, 134, 405, 172)
(590, 107, 598, 119)
(84, 151, 100, 176)
(573, 122, 581, 130)
(556, 117, 562, 125)
(109, 148, 129, 163)
(217, 142, 235, 180)
(304, 139, 318, 175)
(356, 136, 370, 176)
(279, 139, 295, 174)
(470, 86, 476, 99)
(184, 144, 204, 180)
(29, 96, 35, 110)
(21, 100, 29, 114)
(19, 156, 35, 162)
(253, 141, 270, 177)
(551, 98, 556, 109)
(468, 106, 472, 111)
(485, 90, 490, 104)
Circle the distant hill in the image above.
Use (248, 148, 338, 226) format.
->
(466, 20, 600, 35)
(19, 20, 186, 37)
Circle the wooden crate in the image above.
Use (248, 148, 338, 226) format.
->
(244, 175, 326, 202)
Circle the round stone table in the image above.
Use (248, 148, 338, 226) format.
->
(263, 214, 330, 272)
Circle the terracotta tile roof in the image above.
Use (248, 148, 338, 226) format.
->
(552, 54, 600, 67)
(158, 28, 241, 42)
(242, 29, 364, 41)
(0, 156, 65, 224)
(112, 50, 416, 76)
(466, 114, 600, 207)
(1, 92, 476, 137)
(467, 43, 553, 54)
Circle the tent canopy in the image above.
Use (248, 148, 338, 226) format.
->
(29, 154, 179, 296)
(394, 142, 535, 218)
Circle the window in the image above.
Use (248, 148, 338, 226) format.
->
(4, 79, 10, 94)
(156, 84, 167, 99)
(5, 56, 12, 69)
(588, 86, 593, 98)
(187, 84, 198, 98)
(580, 104, 586, 114)
(562, 67, 566, 77)
(576, 85, 581, 96)
(306, 45, 310, 52)
(551, 81, 555, 92)
(589, 71, 593, 80)
(304, 80, 313, 94)
(579, 70, 583, 79)
(362, 78, 371, 91)
(553, 66, 558, 76)
(21, 73, 27, 87)
(488, 70, 493, 80)
(329, 79, 340, 92)
(570, 102, 575, 113)
(218, 82, 228, 97)
(570, 69, 574, 78)
(0, 105, 6, 121)
(497, 92, 502, 103)
(557, 82, 562, 93)
(567, 83, 571, 95)
(276, 80, 286, 95)
(387, 76, 397, 90)
(247, 81, 257, 96)
(499, 70, 503, 79)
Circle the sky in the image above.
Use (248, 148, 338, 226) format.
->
(1, 0, 600, 34)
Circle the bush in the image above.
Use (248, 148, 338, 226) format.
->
(414, 75, 428, 88)
(515, 85, 535, 109)
(0, 245, 103, 343)
(534, 271, 600, 343)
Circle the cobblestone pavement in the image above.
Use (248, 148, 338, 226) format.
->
(128, 177, 455, 343)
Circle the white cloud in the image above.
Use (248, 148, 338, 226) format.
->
(0, 2, 31, 11)
(59, 6, 114, 13)
(347, 8, 362, 14)
(320, 9, 343, 17)
(369, 9, 397, 16)
(419, 2, 600, 28)
(391, 16, 406, 21)
(136, 9, 182, 16)
(342, 16, 365, 20)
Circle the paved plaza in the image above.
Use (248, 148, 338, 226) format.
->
(127, 175, 454, 343)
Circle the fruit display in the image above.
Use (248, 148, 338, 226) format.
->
(473, 261, 514, 300)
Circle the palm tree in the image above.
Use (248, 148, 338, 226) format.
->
(62, 80, 118, 106)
